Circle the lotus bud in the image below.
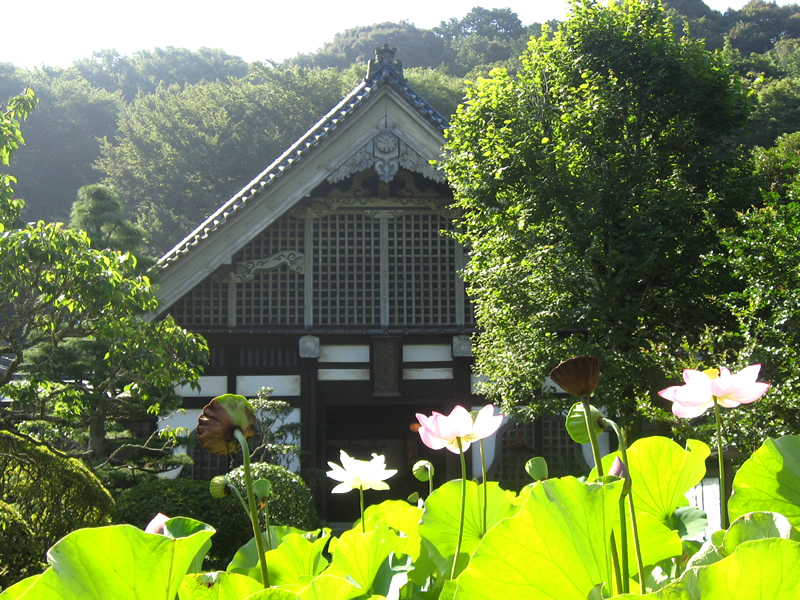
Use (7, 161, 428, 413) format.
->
(197, 394, 257, 455)
(210, 475, 231, 499)
(549, 355, 601, 398)
(608, 456, 631, 494)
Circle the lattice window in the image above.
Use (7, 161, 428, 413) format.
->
(492, 416, 584, 490)
(236, 215, 305, 326)
(313, 213, 381, 326)
(170, 278, 228, 328)
(388, 213, 458, 326)
(239, 344, 298, 369)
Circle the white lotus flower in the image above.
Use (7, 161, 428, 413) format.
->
(326, 450, 397, 494)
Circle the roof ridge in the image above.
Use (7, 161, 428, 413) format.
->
(157, 47, 448, 268)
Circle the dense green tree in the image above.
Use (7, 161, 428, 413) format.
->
(69, 184, 144, 253)
(0, 91, 208, 466)
(743, 76, 800, 146)
(727, 0, 800, 56)
(288, 21, 447, 71)
(73, 47, 249, 101)
(97, 67, 350, 254)
(1, 68, 122, 222)
(442, 0, 754, 433)
(434, 7, 530, 76)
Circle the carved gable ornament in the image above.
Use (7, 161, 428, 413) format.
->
(328, 129, 444, 185)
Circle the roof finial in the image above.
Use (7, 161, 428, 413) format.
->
(366, 44, 405, 82)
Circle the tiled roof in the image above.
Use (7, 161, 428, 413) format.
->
(157, 45, 448, 268)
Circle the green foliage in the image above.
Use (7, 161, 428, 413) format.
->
(114, 478, 251, 570)
(73, 47, 249, 101)
(0, 501, 41, 590)
(6, 430, 800, 598)
(442, 0, 754, 429)
(227, 463, 318, 531)
(287, 22, 446, 71)
(2, 68, 121, 223)
(0, 88, 208, 467)
(69, 183, 145, 254)
(0, 431, 114, 587)
(0, 517, 215, 600)
(249, 388, 302, 468)
(97, 67, 348, 254)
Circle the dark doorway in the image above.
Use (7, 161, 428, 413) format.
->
(324, 404, 447, 524)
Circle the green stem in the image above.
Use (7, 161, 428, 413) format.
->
(360, 487, 366, 534)
(235, 430, 270, 588)
(428, 464, 434, 498)
(480, 439, 488, 536)
(617, 496, 629, 594)
(583, 397, 604, 477)
(714, 398, 728, 529)
(605, 418, 645, 594)
(452, 437, 467, 580)
(228, 482, 251, 520)
(610, 532, 624, 595)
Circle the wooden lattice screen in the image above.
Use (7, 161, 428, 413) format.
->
(313, 213, 381, 326)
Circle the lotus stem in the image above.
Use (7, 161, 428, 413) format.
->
(582, 396, 604, 477)
(235, 429, 270, 588)
(480, 438, 488, 536)
(713, 398, 728, 529)
(360, 487, 366, 534)
(452, 437, 467, 580)
(604, 417, 645, 594)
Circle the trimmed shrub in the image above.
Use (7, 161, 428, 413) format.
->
(114, 478, 251, 570)
(0, 501, 43, 590)
(0, 432, 115, 538)
(0, 431, 114, 587)
(227, 462, 318, 531)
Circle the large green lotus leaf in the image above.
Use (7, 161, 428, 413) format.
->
(178, 571, 263, 599)
(614, 538, 800, 599)
(723, 511, 800, 555)
(324, 521, 401, 595)
(362, 499, 438, 585)
(239, 588, 297, 599)
(362, 499, 423, 560)
(729, 435, 800, 527)
(264, 532, 330, 588)
(619, 508, 682, 578)
(228, 528, 328, 582)
(295, 575, 366, 600)
(8, 522, 215, 600)
(418, 480, 517, 577)
(0, 575, 38, 599)
(595, 437, 709, 524)
(448, 476, 624, 599)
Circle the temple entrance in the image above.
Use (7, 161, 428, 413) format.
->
(323, 404, 448, 524)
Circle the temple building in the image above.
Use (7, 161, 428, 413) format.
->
(154, 47, 580, 520)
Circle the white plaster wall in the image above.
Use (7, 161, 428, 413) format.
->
(236, 375, 301, 397)
(403, 368, 453, 380)
(319, 345, 370, 363)
(318, 369, 371, 381)
(174, 375, 228, 398)
(403, 344, 452, 362)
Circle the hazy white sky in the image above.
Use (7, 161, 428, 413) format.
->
(2, 0, 791, 70)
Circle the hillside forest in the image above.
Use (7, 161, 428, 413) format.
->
(2, 1, 800, 256)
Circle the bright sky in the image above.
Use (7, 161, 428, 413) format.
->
(2, 0, 792, 70)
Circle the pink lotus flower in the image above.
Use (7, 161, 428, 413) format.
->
(658, 364, 770, 418)
(415, 405, 503, 454)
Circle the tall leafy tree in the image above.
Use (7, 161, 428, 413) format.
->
(97, 67, 350, 254)
(2, 67, 122, 222)
(442, 0, 754, 432)
(0, 91, 208, 468)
